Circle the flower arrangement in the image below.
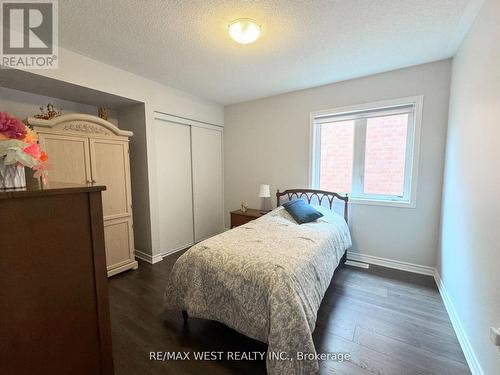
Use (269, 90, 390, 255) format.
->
(0, 111, 49, 188)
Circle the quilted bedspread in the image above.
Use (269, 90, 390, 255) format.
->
(164, 206, 351, 374)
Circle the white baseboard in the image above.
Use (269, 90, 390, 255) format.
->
(136, 243, 193, 264)
(347, 251, 435, 276)
(160, 243, 193, 258)
(434, 271, 484, 375)
(134, 250, 163, 264)
(346, 251, 482, 374)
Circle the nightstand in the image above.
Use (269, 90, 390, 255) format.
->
(230, 209, 265, 228)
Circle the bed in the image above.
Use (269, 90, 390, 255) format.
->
(164, 189, 351, 375)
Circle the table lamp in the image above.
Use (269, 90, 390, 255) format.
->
(258, 184, 271, 214)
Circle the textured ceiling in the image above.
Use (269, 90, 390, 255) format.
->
(59, 0, 483, 105)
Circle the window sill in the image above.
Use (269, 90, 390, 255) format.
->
(348, 197, 416, 208)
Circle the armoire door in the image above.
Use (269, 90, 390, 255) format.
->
(154, 119, 194, 254)
(38, 134, 92, 184)
(191, 126, 224, 242)
(89, 138, 135, 272)
(89, 139, 132, 220)
(103, 216, 135, 272)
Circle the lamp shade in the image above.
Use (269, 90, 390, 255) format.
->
(258, 184, 271, 198)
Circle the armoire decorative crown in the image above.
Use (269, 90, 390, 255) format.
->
(25, 113, 133, 138)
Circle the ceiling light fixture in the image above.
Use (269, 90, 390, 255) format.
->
(228, 18, 261, 45)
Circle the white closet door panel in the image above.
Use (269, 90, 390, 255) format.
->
(154, 119, 194, 253)
(191, 126, 223, 242)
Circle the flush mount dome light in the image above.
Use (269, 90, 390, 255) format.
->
(228, 18, 261, 44)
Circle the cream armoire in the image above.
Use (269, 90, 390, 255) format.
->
(26, 114, 138, 277)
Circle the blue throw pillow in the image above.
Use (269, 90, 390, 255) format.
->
(282, 199, 323, 224)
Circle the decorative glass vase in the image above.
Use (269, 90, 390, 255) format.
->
(0, 160, 26, 189)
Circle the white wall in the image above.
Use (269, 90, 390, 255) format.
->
(118, 104, 152, 253)
(225, 60, 451, 267)
(0, 86, 118, 125)
(437, 0, 500, 373)
(3, 46, 224, 258)
(27, 47, 224, 127)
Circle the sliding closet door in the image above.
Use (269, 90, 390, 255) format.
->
(191, 126, 223, 242)
(154, 119, 194, 253)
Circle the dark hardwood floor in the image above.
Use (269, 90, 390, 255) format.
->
(108, 251, 471, 375)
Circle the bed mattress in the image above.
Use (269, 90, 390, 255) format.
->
(164, 205, 351, 374)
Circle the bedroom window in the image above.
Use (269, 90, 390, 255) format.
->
(310, 96, 422, 208)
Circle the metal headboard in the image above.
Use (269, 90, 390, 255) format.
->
(276, 188, 349, 223)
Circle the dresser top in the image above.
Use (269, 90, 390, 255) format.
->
(230, 208, 264, 218)
(0, 182, 106, 200)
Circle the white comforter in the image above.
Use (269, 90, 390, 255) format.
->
(164, 206, 351, 374)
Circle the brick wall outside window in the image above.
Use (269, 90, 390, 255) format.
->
(319, 114, 408, 196)
(364, 114, 407, 196)
(319, 120, 354, 193)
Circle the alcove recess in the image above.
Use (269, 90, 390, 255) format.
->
(0, 68, 148, 275)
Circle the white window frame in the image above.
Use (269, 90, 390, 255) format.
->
(309, 96, 423, 208)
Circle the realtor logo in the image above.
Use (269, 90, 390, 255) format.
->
(1, 0, 58, 69)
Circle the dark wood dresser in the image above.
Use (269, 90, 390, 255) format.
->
(230, 208, 265, 228)
(0, 183, 114, 375)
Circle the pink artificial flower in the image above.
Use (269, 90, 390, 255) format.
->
(23, 142, 41, 159)
(0, 112, 27, 140)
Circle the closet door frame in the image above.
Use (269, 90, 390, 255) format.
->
(154, 112, 224, 245)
